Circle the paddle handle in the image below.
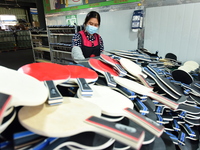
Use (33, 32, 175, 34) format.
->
(114, 64, 127, 76)
(44, 81, 63, 105)
(124, 108, 164, 137)
(0, 93, 12, 125)
(148, 92, 179, 110)
(104, 72, 117, 87)
(76, 78, 93, 97)
(134, 98, 149, 115)
(138, 74, 153, 89)
(85, 116, 144, 150)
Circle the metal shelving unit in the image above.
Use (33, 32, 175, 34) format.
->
(16, 30, 32, 50)
(30, 30, 51, 63)
(0, 31, 16, 52)
(47, 25, 82, 64)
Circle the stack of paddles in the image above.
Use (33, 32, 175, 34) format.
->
(87, 53, 200, 149)
(97, 54, 200, 149)
(0, 62, 162, 150)
(1, 52, 200, 150)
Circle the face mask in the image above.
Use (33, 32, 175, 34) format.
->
(85, 25, 98, 34)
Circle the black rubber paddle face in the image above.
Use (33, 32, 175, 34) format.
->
(165, 53, 177, 61)
(171, 70, 193, 84)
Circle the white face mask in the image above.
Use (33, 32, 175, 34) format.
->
(85, 25, 98, 34)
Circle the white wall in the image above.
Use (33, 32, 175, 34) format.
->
(144, 3, 200, 63)
(46, 9, 138, 51)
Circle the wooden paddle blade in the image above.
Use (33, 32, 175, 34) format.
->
(148, 92, 179, 110)
(0, 93, 12, 125)
(113, 76, 179, 110)
(119, 57, 153, 88)
(85, 116, 144, 150)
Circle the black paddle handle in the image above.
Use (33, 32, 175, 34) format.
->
(77, 78, 93, 97)
(45, 80, 63, 105)
(104, 72, 116, 87)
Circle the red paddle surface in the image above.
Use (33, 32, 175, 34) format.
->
(100, 54, 118, 65)
(89, 59, 119, 76)
(65, 65, 98, 79)
(18, 62, 71, 81)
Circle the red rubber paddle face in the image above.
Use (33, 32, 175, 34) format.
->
(89, 59, 119, 76)
(18, 62, 71, 81)
(65, 65, 98, 79)
(100, 54, 119, 64)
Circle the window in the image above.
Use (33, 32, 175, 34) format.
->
(0, 15, 17, 30)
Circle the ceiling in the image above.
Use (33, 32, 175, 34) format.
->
(0, 0, 36, 8)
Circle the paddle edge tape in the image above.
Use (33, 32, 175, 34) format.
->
(85, 116, 144, 150)
(124, 107, 164, 137)
(149, 92, 179, 110)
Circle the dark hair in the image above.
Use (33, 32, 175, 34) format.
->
(83, 11, 101, 26)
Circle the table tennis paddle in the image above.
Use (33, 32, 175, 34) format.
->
(171, 69, 193, 85)
(142, 67, 181, 100)
(100, 54, 127, 76)
(40, 133, 114, 150)
(18, 97, 144, 150)
(89, 58, 118, 87)
(107, 51, 151, 62)
(0, 93, 12, 125)
(0, 66, 48, 109)
(178, 65, 193, 73)
(59, 65, 98, 96)
(119, 57, 153, 88)
(18, 62, 71, 105)
(114, 117, 156, 146)
(13, 130, 46, 150)
(147, 64, 183, 96)
(0, 107, 16, 134)
(77, 85, 164, 137)
(183, 60, 199, 72)
(95, 76, 136, 101)
(113, 76, 179, 110)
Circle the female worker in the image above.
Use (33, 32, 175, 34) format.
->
(71, 11, 104, 60)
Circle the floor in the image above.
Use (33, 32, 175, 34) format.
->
(0, 49, 34, 70)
